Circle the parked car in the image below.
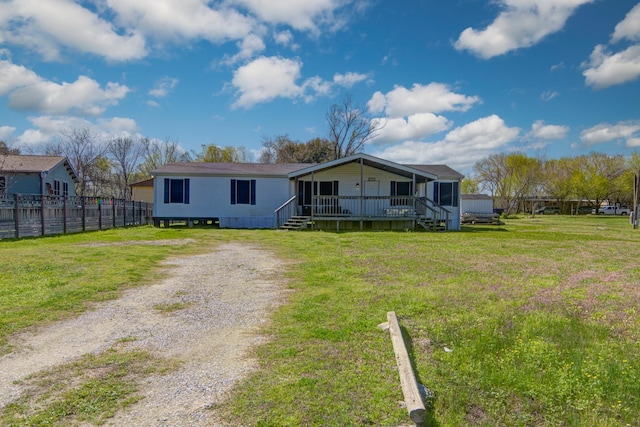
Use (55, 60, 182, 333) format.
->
(576, 206, 593, 215)
(535, 206, 560, 215)
(594, 206, 631, 215)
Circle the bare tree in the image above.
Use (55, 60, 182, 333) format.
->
(138, 137, 191, 176)
(326, 94, 382, 159)
(46, 128, 108, 196)
(108, 136, 143, 200)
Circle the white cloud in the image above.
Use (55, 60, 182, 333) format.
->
(583, 43, 640, 89)
(10, 76, 129, 116)
(333, 72, 369, 88)
(583, 3, 640, 88)
(0, 125, 16, 140)
(527, 120, 569, 140)
(0, 0, 146, 61)
(107, 0, 254, 43)
(229, 0, 342, 33)
(148, 76, 179, 98)
(0, 59, 129, 115)
(14, 115, 140, 149)
(367, 83, 480, 118)
(580, 121, 640, 147)
(231, 56, 303, 108)
(274, 30, 294, 46)
(0, 59, 40, 95)
(454, 0, 593, 59)
(230, 56, 368, 108)
(370, 114, 451, 145)
(222, 34, 266, 65)
(540, 90, 559, 101)
(372, 115, 520, 172)
(611, 3, 640, 43)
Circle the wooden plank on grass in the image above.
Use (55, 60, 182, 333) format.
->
(387, 311, 426, 424)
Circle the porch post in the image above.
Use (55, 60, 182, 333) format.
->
(412, 173, 417, 229)
(311, 172, 315, 227)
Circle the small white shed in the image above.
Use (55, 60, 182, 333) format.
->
(461, 194, 493, 214)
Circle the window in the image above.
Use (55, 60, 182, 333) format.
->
(0, 176, 5, 194)
(390, 181, 413, 206)
(433, 182, 459, 207)
(231, 179, 256, 205)
(163, 178, 190, 204)
(62, 182, 69, 196)
(53, 180, 61, 196)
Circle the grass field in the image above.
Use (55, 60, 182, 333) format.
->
(1, 216, 639, 426)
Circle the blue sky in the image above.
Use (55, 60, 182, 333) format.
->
(1, 0, 639, 175)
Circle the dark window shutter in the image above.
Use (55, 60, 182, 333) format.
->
(390, 181, 396, 196)
(452, 182, 459, 207)
(230, 179, 236, 204)
(164, 178, 170, 203)
(333, 181, 339, 195)
(250, 179, 256, 205)
(434, 182, 439, 204)
(184, 179, 190, 204)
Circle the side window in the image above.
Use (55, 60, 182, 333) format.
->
(230, 179, 256, 205)
(63, 182, 69, 196)
(163, 178, 190, 204)
(0, 176, 5, 194)
(434, 182, 459, 207)
(54, 180, 61, 196)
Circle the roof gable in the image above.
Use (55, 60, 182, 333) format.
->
(0, 155, 79, 183)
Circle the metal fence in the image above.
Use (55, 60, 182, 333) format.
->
(0, 194, 154, 239)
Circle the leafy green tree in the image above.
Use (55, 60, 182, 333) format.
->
(259, 135, 333, 163)
(461, 177, 481, 194)
(540, 157, 579, 213)
(194, 144, 247, 163)
(474, 152, 541, 214)
(571, 152, 626, 210)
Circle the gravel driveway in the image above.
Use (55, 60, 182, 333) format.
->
(0, 242, 287, 426)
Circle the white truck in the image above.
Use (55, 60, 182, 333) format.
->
(594, 205, 631, 215)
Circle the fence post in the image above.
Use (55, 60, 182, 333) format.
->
(63, 196, 67, 234)
(112, 198, 116, 228)
(14, 193, 20, 239)
(40, 194, 46, 236)
(82, 197, 86, 231)
(98, 199, 102, 230)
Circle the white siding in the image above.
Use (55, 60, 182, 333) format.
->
(153, 175, 292, 220)
(461, 197, 493, 214)
(307, 163, 415, 196)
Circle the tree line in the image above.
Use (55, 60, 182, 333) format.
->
(467, 152, 639, 214)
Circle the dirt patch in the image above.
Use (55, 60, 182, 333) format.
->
(0, 242, 288, 426)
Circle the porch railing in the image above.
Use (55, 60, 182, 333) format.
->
(274, 195, 297, 228)
(275, 195, 451, 229)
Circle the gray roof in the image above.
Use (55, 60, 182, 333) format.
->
(0, 155, 79, 182)
(406, 164, 465, 180)
(461, 193, 492, 200)
(154, 162, 314, 177)
(153, 155, 464, 181)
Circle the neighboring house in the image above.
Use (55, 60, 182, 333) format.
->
(130, 178, 154, 203)
(152, 153, 463, 231)
(0, 155, 78, 196)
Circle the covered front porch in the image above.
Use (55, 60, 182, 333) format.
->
(275, 194, 451, 231)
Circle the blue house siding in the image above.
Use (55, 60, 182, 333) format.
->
(1, 156, 78, 196)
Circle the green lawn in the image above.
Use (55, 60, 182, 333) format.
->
(1, 217, 639, 426)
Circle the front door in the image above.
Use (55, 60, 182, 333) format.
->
(364, 180, 379, 216)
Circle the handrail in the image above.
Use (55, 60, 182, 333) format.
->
(274, 195, 297, 228)
(274, 195, 296, 213)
